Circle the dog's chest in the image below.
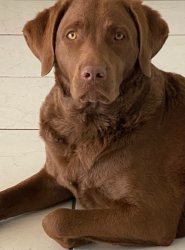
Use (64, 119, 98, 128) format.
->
(60, 160, 131, 209)
(46, 136, 133, 209)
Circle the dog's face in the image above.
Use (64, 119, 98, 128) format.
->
(55, 0, 139, 104)
(23, 0, 169, 104)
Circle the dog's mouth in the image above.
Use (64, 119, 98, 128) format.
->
(71, 78, 120, 105)
(79, 91, 113, 104)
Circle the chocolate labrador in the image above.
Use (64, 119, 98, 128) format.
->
(1, 0, 185, 248)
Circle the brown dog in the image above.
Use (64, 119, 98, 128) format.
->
(0, 0, 185, 248)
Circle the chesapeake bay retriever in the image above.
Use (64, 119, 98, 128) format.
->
(0, 0, 185, 248)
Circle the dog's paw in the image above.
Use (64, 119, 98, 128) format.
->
(42, 208, 91, 248)
(42, 208, 73, 239)
(54, 237, 91, 249)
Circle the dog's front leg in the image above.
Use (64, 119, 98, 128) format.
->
(0, 168, 73, 221)
(42, 205, 179, 249)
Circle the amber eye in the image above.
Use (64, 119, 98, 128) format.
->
(67, 31, 77, 40)
(114, 32, 125, 41)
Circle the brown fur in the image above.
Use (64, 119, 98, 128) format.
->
(0, 0, 185, 248)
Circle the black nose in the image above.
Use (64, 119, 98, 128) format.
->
(81, 66, 107, 82)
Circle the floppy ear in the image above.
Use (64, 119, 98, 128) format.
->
(23, 0, 71, 76)
(129, 0, 169, 77)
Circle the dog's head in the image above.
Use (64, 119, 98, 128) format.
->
(23, 0, 169, 104)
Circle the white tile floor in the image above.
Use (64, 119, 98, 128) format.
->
(0, 0, 185, 249)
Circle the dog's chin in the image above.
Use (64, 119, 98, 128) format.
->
(78, 91, 114, 105)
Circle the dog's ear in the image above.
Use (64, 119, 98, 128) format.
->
(129, 0, 169, 77)
(23, 0, 71, 76)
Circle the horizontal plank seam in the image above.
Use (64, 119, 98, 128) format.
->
(0, 76, 54, 79)
(0, 129, 39, 131)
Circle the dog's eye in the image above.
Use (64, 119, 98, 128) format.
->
(114, 32, 125, 41)
(67, 31, 77, 40)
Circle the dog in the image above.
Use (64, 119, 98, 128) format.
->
(0, 0, 185, 248)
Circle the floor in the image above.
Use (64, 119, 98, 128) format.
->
(0, 0, 185, 249)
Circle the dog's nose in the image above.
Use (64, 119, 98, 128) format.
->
(81, 66, 107, 82)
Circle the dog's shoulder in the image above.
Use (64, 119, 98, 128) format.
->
(163, 71, 185, 108)
(160, 71, 185, 136)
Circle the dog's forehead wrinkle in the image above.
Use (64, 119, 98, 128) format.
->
(66, 0, 129, 24)
(58, 1, 96, 32)
(68, 0, 100, 16)
(59, 0, 134, 38)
